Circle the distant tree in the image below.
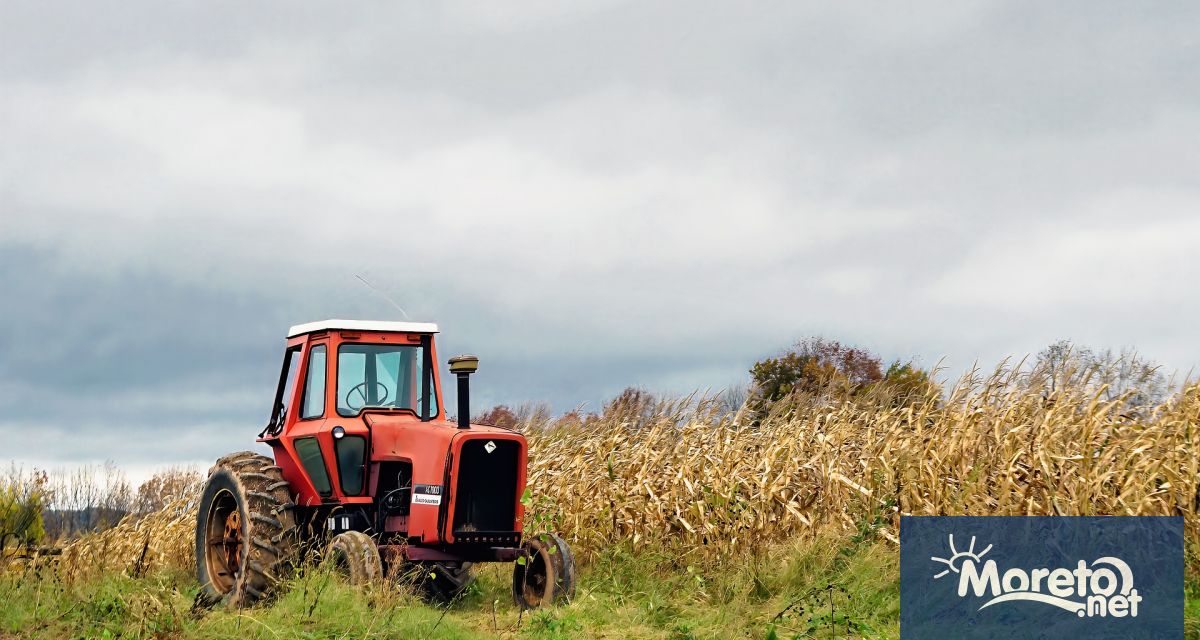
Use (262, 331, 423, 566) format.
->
(474, 405, 519, 430)
(750, 337, 884, 403)
(720, 384, 749, 417)
(604, 387, 655, 417)
(1032, 340, 1167, 414)
(44, 462, 132, 538)
(1035, 340, 1095, 393)
(1091, 347, 1168, 409)
(879, 361, 940, 407)
(554, 409, 601, 428)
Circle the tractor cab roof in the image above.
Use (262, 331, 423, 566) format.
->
(286, 319, 439, 338)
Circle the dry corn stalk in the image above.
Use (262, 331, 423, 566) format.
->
(524, 376, 1199, 570)
(58, 495, 196, 579)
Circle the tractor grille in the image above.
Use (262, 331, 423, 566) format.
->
(452, 439, 519, 535)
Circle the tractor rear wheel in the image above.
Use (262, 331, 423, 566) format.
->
(195, 451, 297, 608)
(512, 533, 575, 609)
(325, 531, 383, 587)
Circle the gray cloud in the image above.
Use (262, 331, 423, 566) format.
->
(2, 0, 1198, 478)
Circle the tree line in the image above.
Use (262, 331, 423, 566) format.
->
(0, 464, 201, 554)
(473, 336, 1169, 429)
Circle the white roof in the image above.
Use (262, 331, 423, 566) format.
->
(287, 319, 439, 338)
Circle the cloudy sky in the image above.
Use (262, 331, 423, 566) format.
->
(2, 1, 1197, 480)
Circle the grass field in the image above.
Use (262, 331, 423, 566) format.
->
(2, 535, 904, 639)
(3, 539, 1197, 639)
(2, 364, 1198, 638)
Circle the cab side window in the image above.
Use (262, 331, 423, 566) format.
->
(301, 345, 327, 420)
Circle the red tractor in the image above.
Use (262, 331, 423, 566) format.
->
(194, 319, 575, 609)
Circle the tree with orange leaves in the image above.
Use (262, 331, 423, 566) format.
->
(750, 337, 885, 403)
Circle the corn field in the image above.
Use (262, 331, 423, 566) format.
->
(54, 495, 196, 578)
(46, 366, 1200, 579)
(524, 368, 1199, 570)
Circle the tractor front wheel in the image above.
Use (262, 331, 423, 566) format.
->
(325, 531, 383, 587)
(195, 451, 297, 608)
(512, 533, 575, 609)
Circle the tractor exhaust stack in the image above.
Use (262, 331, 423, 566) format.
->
(448, 355, 479, 429)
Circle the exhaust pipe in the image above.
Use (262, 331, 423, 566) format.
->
(448, 355, 479, 429)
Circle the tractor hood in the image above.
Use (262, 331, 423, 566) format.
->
(362, 413, 520, 437)
(361, 413, 527, 466)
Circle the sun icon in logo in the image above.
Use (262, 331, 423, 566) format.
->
(930, 534, 992, 579)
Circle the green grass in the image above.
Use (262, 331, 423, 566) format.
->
(1188, 574, 1200, 640)
(0, 533, 903, 640)
(1, 538, 1196, 639)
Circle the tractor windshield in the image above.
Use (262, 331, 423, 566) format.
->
(336, 343, 437, 418)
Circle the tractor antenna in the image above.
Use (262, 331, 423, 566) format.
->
(354, 274, 411, 319)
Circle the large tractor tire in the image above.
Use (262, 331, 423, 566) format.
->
(512, 533, 575, 609)
(195, 451, 297, 608)
(325, 531, 383, 587)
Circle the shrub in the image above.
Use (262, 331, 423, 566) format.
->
(0, 467, 49, 553)
(474, 405, 519, 429)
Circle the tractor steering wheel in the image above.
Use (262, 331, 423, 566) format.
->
(345, 381, 390, 410)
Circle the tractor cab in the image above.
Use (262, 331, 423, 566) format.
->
(262, 319, 442, 434)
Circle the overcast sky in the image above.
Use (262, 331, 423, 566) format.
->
(2, 1, 1198, 481)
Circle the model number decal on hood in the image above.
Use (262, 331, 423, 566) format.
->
(412, 484, 443, 506)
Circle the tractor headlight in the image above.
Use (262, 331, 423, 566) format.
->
(332, 426, 346, 439)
